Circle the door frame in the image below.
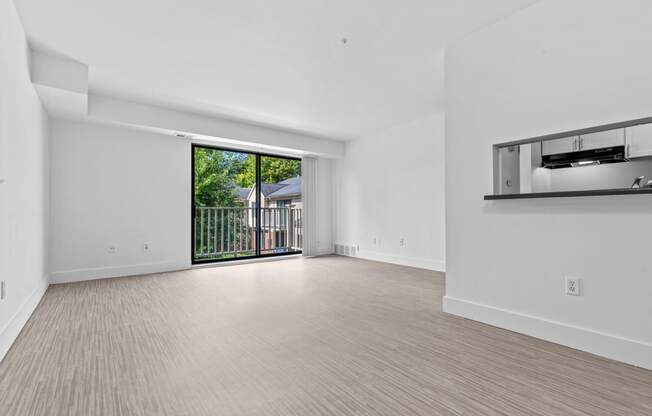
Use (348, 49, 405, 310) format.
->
(190, 143, 302, 265)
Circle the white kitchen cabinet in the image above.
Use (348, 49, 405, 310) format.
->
(625, 123, 652, 158)
(542, 136, 578, 155)
(579, 129, 624, 151)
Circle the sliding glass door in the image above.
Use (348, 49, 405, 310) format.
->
(259, 154, 303, 256)
(191, 144, 302, 264)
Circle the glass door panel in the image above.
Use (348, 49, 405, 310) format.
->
(259, 155, 302, 256)
(193, 147, 256, 262)
(192, 145, 301, 263)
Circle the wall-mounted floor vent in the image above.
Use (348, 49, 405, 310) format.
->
(334, 244, 356, 257)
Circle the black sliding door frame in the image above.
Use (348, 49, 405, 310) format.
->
(191, 143, 302, 265)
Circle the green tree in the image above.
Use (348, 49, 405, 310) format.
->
(235, 155, 256, 188)
(195, 149, 301, 207)
(235, 155, 301, 187)
(261, 157, 301, 183)
(194, 148, 246, 207)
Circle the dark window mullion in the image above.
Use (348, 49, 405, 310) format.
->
(255, 154, 261, 257)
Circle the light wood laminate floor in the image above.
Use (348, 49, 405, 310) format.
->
(1, 256, 651, 416)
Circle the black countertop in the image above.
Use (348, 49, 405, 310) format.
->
(484, 188, 652, 200)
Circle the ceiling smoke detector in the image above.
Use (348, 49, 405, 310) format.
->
(341, 38, 348, 45)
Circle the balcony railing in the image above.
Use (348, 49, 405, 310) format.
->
(194, 207, 302, 260)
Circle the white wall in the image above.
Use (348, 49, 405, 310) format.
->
(50, 120, 335, 282)
(0, 0, 50, 361)
(333, 113, 446, 271)
(445, 0, 652, 369)
(50, 120, 191, 282)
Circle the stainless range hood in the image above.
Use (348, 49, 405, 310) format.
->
(542, 145, 627, 169)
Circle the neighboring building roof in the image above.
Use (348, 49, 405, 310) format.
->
(277, 176, 301, 186)
(245, 182, 284, 201)
(235, 187, 250, 200)
(267, 180, 301, 199)
(243, 176, 302, 201)
(260, 183, 285, 196)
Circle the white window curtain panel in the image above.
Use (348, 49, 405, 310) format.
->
(301, 156, 318, 256)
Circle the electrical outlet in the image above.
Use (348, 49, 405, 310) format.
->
(373, 237, 377, 245)
(399, 238, 406, 247)
(565, 276, 581, 296)
(143, 243, 150, 252)
(108, 246, 117, 254)
(1, 281, 5, 300)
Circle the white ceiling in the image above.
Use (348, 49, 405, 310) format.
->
(16, 0, 537, 140)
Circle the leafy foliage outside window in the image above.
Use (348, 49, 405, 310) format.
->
(193, 147, 302, 260)
(235, 155, 301, 188)
(194, 148, 246, 207)
(194, 148, 301, 208)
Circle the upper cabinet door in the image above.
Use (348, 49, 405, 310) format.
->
(625, 123, 652, 159)
(542, 137, 578, 155)
(579, 129, 625, 151)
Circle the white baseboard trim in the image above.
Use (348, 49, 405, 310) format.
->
(50, 261, 191, 284)
(443, 296, 652, 371)
(352, 250, 446, 272)
(0, 278, 49, 363)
